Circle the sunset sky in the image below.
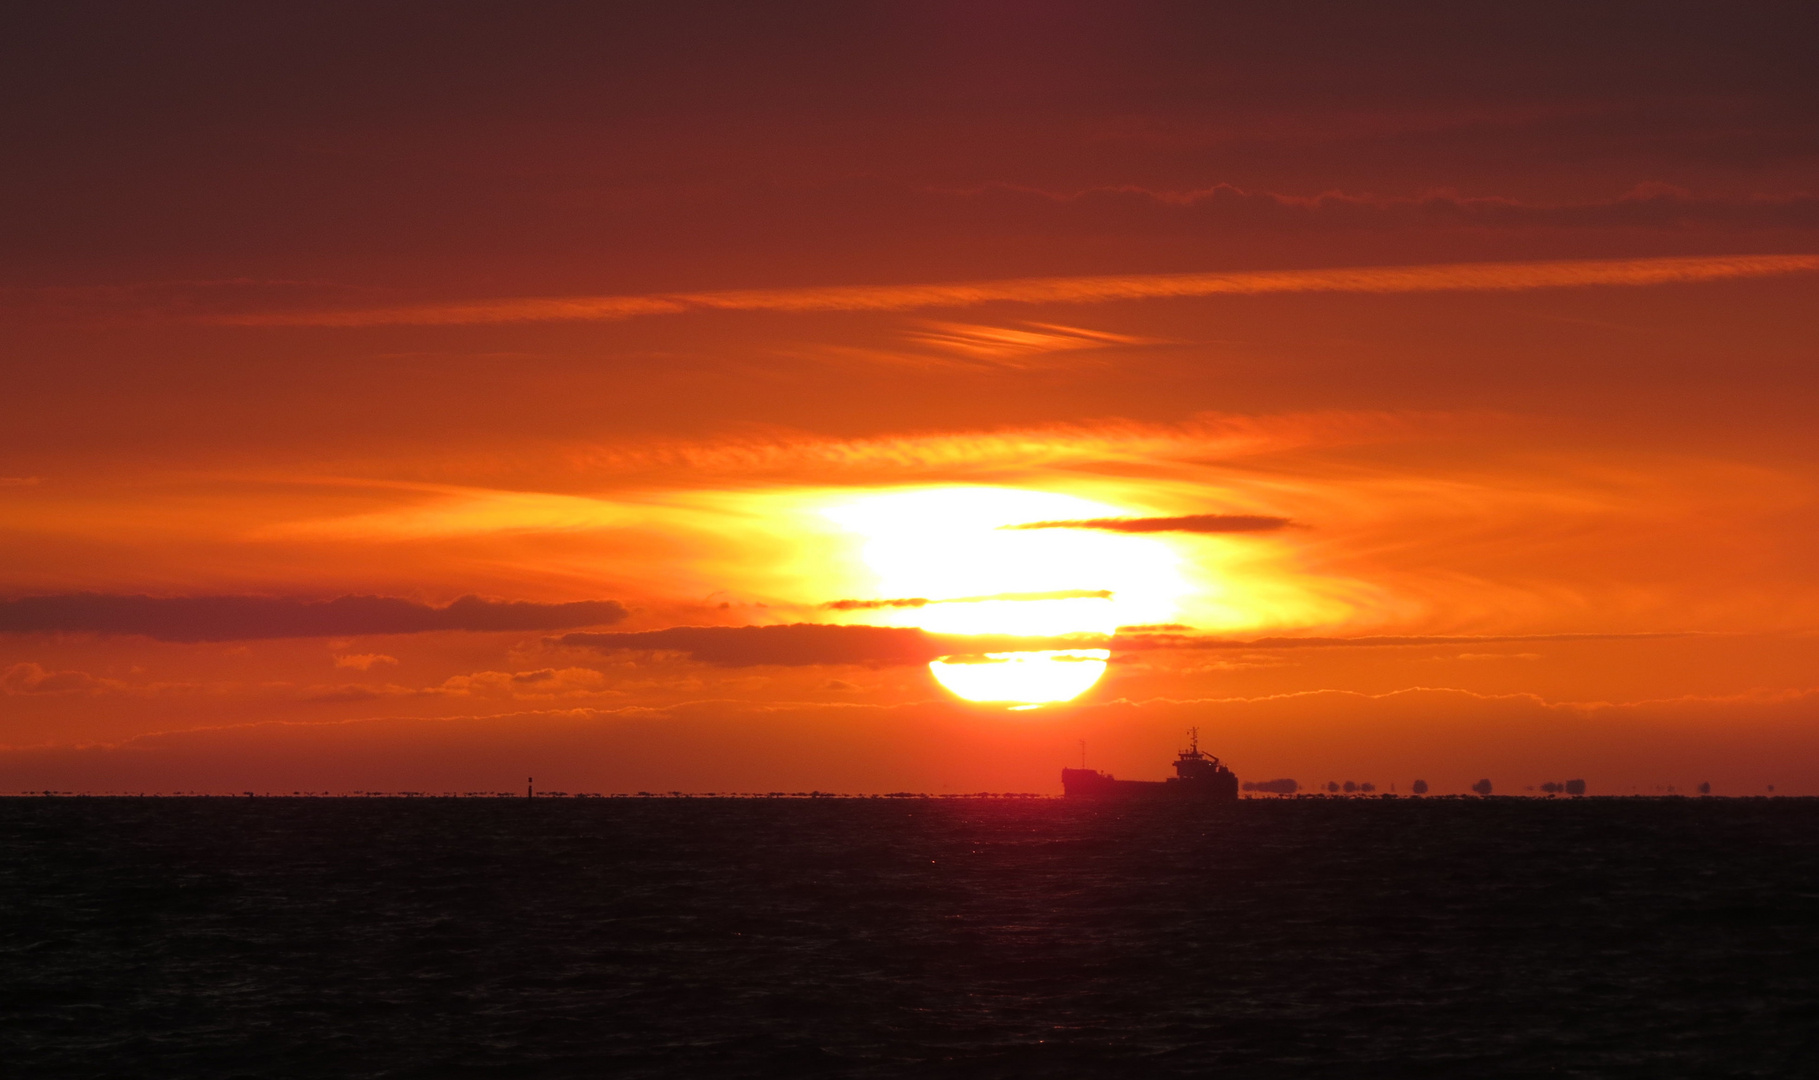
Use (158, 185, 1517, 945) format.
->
(4, 2, 1817, 795)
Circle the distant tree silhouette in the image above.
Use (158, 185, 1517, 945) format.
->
(1540, 781, 1562, 794)
(1411, 779, 1428, 795)
(1698, 781, 1711, 795)
(1242, 778, 1299, 794)
(1359, 782, 1375, 793)
(1471, 778, 1493, 796)
(1565, 779, 1586, 795)
(1342, 781, 1357, 793)
(1326, 781, 1339, 793)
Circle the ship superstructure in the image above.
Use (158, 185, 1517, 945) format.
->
(1061, 729, 1239, 801)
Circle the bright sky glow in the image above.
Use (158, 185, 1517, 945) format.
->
(821, 486, 1191, 704)
(821, 486, 1188, 636)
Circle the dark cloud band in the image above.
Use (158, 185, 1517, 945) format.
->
(0, 594, 628, 642)
(560, 624, 940, 667)
(557, 624, 1106, 667)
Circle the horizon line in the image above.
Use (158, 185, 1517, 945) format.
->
(1, 791, 1788, 800)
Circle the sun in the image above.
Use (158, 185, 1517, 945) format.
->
(927, 649, 1112, 707)
(821, 486, 1189, 707)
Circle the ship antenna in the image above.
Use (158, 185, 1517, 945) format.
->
(1188, 727, 1199, 755)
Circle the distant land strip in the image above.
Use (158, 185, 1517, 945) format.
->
(211, 254, 1819, 327)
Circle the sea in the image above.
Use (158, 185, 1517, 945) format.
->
(3, 795, 1815, 1078)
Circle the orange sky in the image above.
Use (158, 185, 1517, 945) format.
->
(4, 3, 1817, 795)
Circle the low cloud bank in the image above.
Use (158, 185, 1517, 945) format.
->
(0, 594, 628, 641)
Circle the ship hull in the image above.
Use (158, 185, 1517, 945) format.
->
(1061, 768, 1238, 802)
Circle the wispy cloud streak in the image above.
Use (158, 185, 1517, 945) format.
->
(1005, 514, 1295, 534)
(1118, 631, 1700, 651)
(214, 254, 1819, 327)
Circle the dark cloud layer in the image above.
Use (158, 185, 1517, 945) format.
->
(560, 624, 940, 667)
(0, 594, 628, 642)
(557, 624, 1104, 667)
(4, 3, 1814, 296)
(1005, 514, 1295, 534)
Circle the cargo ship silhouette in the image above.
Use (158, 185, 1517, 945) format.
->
(1062, 728, 1239, 801)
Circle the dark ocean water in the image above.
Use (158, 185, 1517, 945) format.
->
(3, 796, 1816, 1078)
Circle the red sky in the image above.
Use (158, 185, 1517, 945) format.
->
(4, 2, 1818, 795)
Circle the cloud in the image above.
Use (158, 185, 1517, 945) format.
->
(209, 253, 1819, 327)
(1447, 652, 1544, 662)
(0, 594, 628, 642)
(298, 684, 396, 704)
(435, 667, 617, 698)
(900, 321, 1164, 367)
(823, 589, 1112, 611)
(558, 624, 941, 667)
(1, 662, 112, 695)
(1004, 514, 1295, 534)
(559, 623, 1694, 667)
(570, 409, 1432, 482)
(297, 667, 620, 703)
(556, 623, 1098, 668)
(1117, 631, 1696, 651)
(334, 653, 399, 670)
(950, 182, 1819, 235)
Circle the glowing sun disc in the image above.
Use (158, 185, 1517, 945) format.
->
(928, 649, 1110, 705)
